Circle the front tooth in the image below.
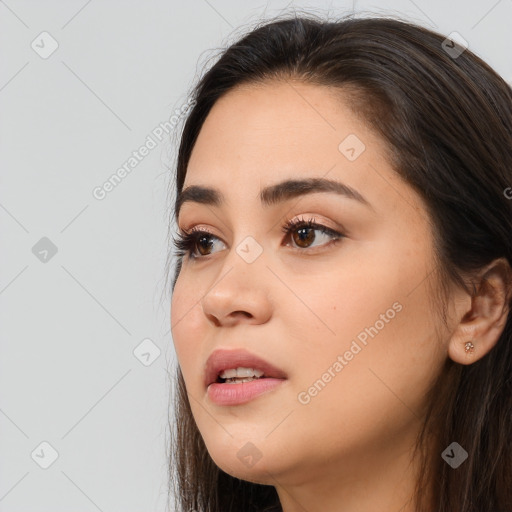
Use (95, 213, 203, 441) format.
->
(220, 368, 237, 379)
(219, 367, 265, 379)
(236, 367, 257, 378)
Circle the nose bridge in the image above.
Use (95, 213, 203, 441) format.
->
(200, 229, 272, 324)
(219, 206, 269, 271)
(233, 232, 266, 266)
(216, 230, 267, 289)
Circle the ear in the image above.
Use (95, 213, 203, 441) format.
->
(447, 257, 512, 365)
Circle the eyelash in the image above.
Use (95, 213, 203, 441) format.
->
(172, 216, 345, 261)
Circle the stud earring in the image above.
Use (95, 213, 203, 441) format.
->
(465, 341, 475, 353)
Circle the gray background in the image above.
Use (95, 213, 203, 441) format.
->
(1, 0, 510, 511)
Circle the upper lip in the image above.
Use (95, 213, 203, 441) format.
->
(204, 348, 287, 387)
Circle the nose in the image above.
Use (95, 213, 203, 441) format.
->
(201, 244, 273, 327)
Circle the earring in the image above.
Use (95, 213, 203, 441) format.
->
(465, 341, 475, 353)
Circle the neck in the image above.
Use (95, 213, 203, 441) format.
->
(274, 425, 434, 512)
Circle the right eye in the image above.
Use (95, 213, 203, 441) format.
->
(172, 228, 225, 260)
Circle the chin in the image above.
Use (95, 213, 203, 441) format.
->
(205, 437, 285, 485)
(214, 456, 277, 485)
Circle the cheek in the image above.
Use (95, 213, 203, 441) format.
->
(287, 237, 442, 408)
(170, 275, 206, 382)
(296, 266, 440, 419)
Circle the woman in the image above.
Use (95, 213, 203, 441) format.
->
(166, 14, 512, 512)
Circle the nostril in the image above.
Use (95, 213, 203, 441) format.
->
(205, 313, 221, 327)
(233, 311, 252, 318)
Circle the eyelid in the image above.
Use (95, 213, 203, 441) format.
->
(179, 214, 345, 238)
(179, 217, 341, 244)
(281, 214, 346, 236)
(177, 225, 220, 243)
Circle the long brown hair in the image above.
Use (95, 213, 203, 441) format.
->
(165, 14, 512, 512)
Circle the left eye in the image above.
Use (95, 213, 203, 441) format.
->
(172, 217, 345, 260)
(282, 217, 344, 250)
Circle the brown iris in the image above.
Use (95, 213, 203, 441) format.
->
(197, 235, 214, 256)
(292, 226, 315, 248)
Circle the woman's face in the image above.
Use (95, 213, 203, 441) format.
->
(170, 81, 450, 495)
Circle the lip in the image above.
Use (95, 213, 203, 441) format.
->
(207, 378, 286, 406)
(204, 348, 287, 389)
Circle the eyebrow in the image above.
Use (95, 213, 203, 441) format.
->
(175, 177, 373, 220)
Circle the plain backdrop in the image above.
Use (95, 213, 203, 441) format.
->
(1, 0, 511, 511)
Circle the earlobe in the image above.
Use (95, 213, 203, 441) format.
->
(447, 257, 512, 365)
(447, 335, 481, 366)
(464, 341, 475, 354)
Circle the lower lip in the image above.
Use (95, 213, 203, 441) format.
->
(207, 378, 285, 406)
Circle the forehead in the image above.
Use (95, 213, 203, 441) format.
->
(186, 81, 380, 183)
(195, 82, 354, 151)
(181, 80, 422, 222)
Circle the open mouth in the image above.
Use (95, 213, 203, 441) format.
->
(215, 367, 267, 384)
(204, 348, 288, 405)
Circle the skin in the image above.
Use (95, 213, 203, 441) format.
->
(170, 80, 510, 512)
